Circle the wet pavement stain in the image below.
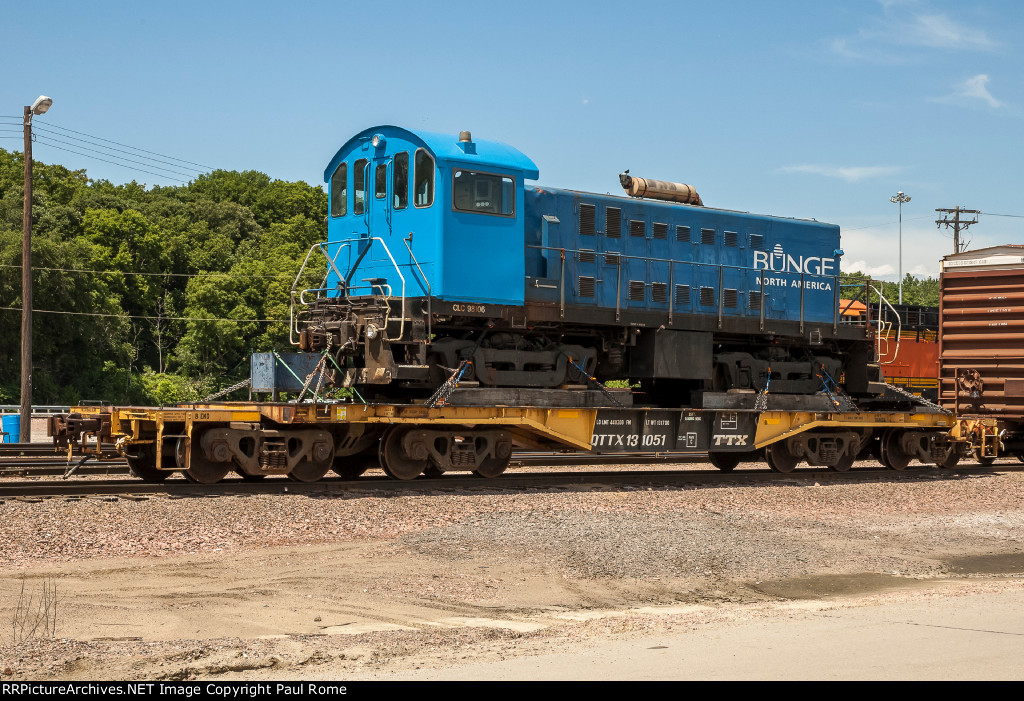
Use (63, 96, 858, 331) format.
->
(747, 573, 917, 601)
(944, 552, 1024, 576)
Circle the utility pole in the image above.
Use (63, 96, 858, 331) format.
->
(21, 96, 53, 444)
(936, 206, 980, 255)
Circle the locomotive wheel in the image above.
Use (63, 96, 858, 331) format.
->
(125, 444, 170, 483)
(176, 437, 231, 485)
(708, 452, 742, 472)
(766, 441, 799, 473)
(379, 427, 428, 480)
(880, 430, 911, 471)
(829, 451, 855, 472)
(973, 448, 996, 465)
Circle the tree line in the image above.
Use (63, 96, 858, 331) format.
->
(0, 148, 942, 405)
(0, 149, 326, 405)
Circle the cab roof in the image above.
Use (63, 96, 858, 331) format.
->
(324, 125, 540, 182)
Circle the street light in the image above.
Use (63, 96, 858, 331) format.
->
(889, 190, 911, 305)
(21, 95, 53, 444)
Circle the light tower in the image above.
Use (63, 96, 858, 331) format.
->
(889, 190, 911, 304)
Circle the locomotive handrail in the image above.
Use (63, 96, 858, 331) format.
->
(525, 244, 840, 280)
(403, 234, 431, 339)
(526, 244, 841, 326)
(868, 284, 902, 365)
(290, 242, 350, 346)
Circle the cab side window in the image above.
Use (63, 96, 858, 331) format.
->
(393, 152, 409, 210)
(414, 149, 434, 207)
(354, 158, 368, 215)
(330, 162, 347, 217)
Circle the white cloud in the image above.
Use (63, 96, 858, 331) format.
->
(843, 260, 896, 278)
(960, 74, 1001, 108)
(904, 14, 996, 50)
(779, 164, 902, 183)
(931, 74, 1003, 109)
(827, 7, 998, 61)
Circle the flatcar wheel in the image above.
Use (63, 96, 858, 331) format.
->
(289, 459, 332, 483)
(880, 430, 911, 471)
(473, 454, 511, 478)
(828, 452, 855, 472)
(379, 427, 428, 481)
(332, 456, 374, 480)
(973, 449, 996, 466)
(177, 437, 231, 485)
(708, 452, 742, 472)
(934, 446, 960, 469)
(125, 444, 170, 483)
(766, 441, 799, 473)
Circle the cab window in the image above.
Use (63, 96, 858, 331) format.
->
(414, 149, 434, 207)
(393, 152, 409, 210)
(375, 163, 387, 199)
(452, 169, 515, 216)
(330, 162, 346, 217)
(354, 158, 367, 214)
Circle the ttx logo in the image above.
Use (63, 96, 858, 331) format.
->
(712, 434, 749, 446)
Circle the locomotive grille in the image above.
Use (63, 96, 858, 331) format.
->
(579, 204, 596, 236)
(676, 225, 691, 242)
(750, 234, 764, 251)
(700, 286, 715, 306)
(724, 288, 738, 308)
(604, 252, 620, 265)
(606, 207, 621, 237)
(652, 282, 668, 303)
(725, 231, 738, 247)
(630, 220, 646, 238)
(578, 276, 595, 298)
(629, 280, 645, 301)
(701, 228, 715, 245)
(675, 284, 691, 306)
(749, 291, 763, 311)
(653, 223, 668, 239)
(578, 249, 595, 263)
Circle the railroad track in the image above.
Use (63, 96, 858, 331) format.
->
(1, 462, 1019, 501)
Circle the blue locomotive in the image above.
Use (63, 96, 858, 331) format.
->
(293, 125, 878, 405)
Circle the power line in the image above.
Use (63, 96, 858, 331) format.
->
(34, 134, 198, 180)
(983, 212, 1024, 219)
(0, 305, 288, 323)
(841, 214, 934, 232)
(0, 263, 313, 281)
(41, 120, 215, 170)
(33, 124, 207, 174)
(30, 140, 188, 184)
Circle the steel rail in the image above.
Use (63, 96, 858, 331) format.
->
(1, 463, 1019, 500)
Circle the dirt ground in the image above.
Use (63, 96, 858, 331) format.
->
(1, 466, 1023, 680)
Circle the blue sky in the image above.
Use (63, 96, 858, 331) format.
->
(3, 0, 1022, 279)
